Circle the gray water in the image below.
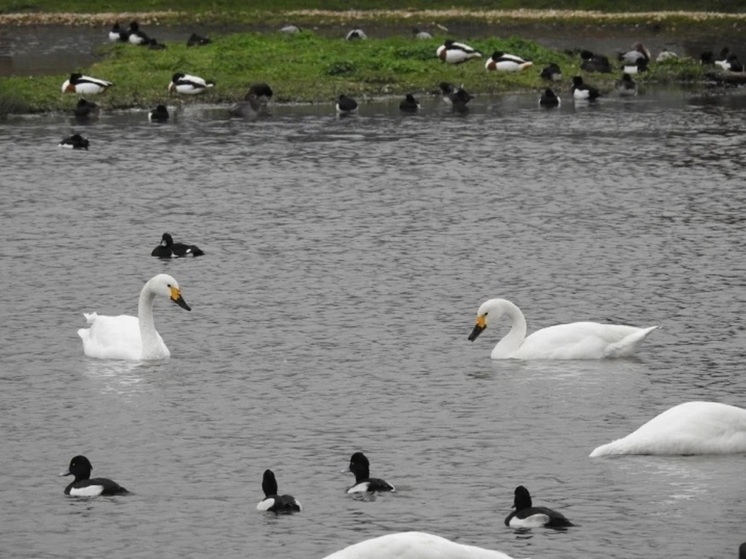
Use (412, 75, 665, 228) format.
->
(1, 88, 746, 559)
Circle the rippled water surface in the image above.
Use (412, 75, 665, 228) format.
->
(2, 89, 746, 559)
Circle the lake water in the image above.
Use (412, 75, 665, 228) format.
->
(1, 87, 746, 559)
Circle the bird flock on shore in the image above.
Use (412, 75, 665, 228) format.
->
(58, 20, 745, 150)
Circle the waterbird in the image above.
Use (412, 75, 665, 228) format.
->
(151, 232, 204, 258)
(58, 133, 90, 150)
(437, 39, 481, 64)
(168, 73, 215, 95)
(77, 274, 191, 361)
(256, 470, 302, 513)
(345, 452, 395, 494)
(485, 51, 533, 72)
(504, 486, 573, 529)
(61, 73, 113, 95)
(468, 298, 657, 359)
(60, 455, 129, 497)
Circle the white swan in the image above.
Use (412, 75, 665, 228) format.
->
(78, 274, 191, 361)
(468, 298, 657, 360)
(322, 532, 515, 559)
(590, 401, 746, 457)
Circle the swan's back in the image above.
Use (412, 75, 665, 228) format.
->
(78, 312, 159, 360)
(590, 401, 746, 456)
(322, 532, 514, 559)
(517, 322, 657, 359)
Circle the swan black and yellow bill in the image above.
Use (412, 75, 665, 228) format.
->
(468, 315, 486, 341)
(170, 287, 191, 311)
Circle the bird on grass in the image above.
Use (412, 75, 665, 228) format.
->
(62, 73, 113, 95)
(437, 39, 481, 64)
(485, 51, 533, 72)
(168, 73, 215, 95)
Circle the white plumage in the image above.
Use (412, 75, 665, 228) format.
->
(61, 74, 113, 95)
(321, 532, 515, 559)
(468, 298, 657, 360)
(590, 401, 746, 457)
(168, 73, 215, 95)
(437, 40, 481, 65)
(77, 274, 191, 361)
(485, 51, 533, 72)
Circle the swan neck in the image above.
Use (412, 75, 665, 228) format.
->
(493, 300, 528, 357)
(137, 285, 159, 352)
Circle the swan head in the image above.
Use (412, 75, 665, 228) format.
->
(468, 298, 512, 341)
(147, 274, 191, 311)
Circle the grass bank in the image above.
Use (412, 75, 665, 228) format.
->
(0, 30, 711, 114)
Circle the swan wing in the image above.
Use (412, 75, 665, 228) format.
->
(78, 314, 143, 360)
(517, 322, 655, 359)
(590, 401, 746, 456)
(322, 532, 515, 559)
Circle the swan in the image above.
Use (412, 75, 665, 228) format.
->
(590, 401, 746, 457)
(468, 298, 657, 360)
(321, 532, 515, 559)
(78, 274, 191, 361)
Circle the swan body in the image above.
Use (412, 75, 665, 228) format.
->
(590, 401, 746, 457)
(256, 469, 302, 513)
(78, 274, 191, 361)
(468, 298, 657, 360)
(322, 532, 515, 559)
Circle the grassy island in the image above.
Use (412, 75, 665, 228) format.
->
(0, 1, 744, 113)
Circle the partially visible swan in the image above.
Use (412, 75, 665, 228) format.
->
(468, 298, 657, 360)
(78, 274, 191, 361)
(321, 532, 515, 559)
(590, 401, 746, 457)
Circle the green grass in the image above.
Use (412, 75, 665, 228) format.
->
(0, 30, 711, 114)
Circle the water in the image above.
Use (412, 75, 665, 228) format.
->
(1, 89, 746, 559)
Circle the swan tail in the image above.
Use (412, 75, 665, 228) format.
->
(83, 312, 98, 324)
(604, 325, 658, 358)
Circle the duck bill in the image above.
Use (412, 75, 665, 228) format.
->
(468, 316, 487, 341)
(59, 469, 71, 477)
(170, 287, 191, 311)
